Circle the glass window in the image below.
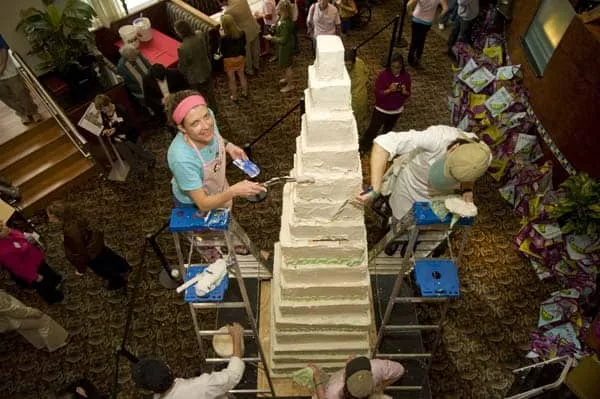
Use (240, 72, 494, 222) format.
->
(522, 0, 576, 76)
(125, 0, 158, 14)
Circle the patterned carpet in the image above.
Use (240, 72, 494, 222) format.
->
(0, 2, 557, 398)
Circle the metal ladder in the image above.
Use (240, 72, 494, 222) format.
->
(170, 209, 276, 397)
(369, 202, 473, 397)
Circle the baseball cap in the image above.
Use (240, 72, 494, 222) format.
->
(445, 142, 492, 182)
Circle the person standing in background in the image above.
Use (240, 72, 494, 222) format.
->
(0, 34, 42, 125)
(360, 53, 411, 153)
(175, 21, 217, 113)
(220, 15, 249, 102)
(0, 290, 68, 352)
(307, 0, 342, 51)
(143, 64, 189, 125)
(438, 0, 457, 30)
(223, 0, 262, 76)
(336, 0, 358, 34)
(257, 0, 277, 60)
(264, 0, 296, 93)
(447, 0, 479, 57)
(47, 201, 132, 291)
(344, 49, 369, 131)
(406, 0, 448, 68)
(116, 45, 151, 104)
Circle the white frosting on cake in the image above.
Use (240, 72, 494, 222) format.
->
(304, 92, 356, 147)
(314, 35, 346, 81)
(297, 129, 359, 174)
(269, 35, 372, 377)
(308, 65, 351, 111)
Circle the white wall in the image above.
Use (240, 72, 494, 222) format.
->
(1, 0, 66, 75)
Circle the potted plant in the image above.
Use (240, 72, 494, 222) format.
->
(16, 0, 97, 88)
(550, 173, 600, 239)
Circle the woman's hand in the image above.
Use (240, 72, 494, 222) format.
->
(263, 34, 273, 40)
(229, 180, 266, 197)
(225, 142, 248, 160)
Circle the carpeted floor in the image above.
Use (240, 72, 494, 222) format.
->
(0, 2, 558, 398)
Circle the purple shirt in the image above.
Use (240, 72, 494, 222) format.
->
(324, 359, 405, 399)
(374, 69, 411, 112)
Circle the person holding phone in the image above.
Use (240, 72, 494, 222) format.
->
(359, 53, 411, 154)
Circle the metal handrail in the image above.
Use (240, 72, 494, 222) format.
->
(9, 50, 90, 158)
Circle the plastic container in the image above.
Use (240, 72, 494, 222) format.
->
(133, 17, 152, 42)
(118, 25, 139, 48)
(212, 325, 245, 358)
(184, 265, 229, 303)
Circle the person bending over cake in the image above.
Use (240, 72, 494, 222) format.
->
(356, 125, 491, 252)
(310, 356, 404, 399)
(165, 90, 265, 211)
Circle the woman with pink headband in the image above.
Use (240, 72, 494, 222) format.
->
(166, 90, 265, 211)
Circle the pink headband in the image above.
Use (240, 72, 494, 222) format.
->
(172, 95, 207, 125)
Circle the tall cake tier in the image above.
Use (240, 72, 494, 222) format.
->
(307, 65, 351, 111)
(314, 35, 346, 81)
(303, 92, 356, 147)
(268, 35, 372, 377)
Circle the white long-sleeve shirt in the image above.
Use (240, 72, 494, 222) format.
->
(374, 125, 478, 219)
(154, 357, 245, 399)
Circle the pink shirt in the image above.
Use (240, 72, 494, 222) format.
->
(324, 359, 405, 399)
(412, 0, 442, 23)
(0, 230, 44, 284)
(307, 3, 341, 36)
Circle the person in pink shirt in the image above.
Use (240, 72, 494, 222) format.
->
(311, 356, 405, 399)
(407, 0, 448, 67)
(0, 221, 64, 304)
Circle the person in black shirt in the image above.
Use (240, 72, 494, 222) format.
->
(220, 14, 248, 102)
(93, 95, 155, 173)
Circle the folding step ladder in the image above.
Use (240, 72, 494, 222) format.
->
(170, 207, 276, 397)
(369, 202, 473, 397)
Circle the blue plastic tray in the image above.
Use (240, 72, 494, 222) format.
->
(412, 202, 474, 226)
(169, 207, 230, 232)
(414, 258, 460, 298)
(184, 265, 229, 303)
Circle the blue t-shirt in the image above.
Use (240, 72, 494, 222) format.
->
(167, 128, 221, 204)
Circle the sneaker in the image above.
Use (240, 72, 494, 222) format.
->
(438, 23, 445, 30)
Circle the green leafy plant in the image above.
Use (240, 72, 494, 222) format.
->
(550, 173, 600, 237)
(16, 0, 97, 73)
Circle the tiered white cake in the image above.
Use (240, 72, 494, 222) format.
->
(269, 36, 372, 376)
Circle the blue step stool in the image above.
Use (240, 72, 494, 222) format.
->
(412, 202, 474, 226)
(184, 265, 229, 303)
(414, 258, 460, 297)
(169, 207, 230, 232)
